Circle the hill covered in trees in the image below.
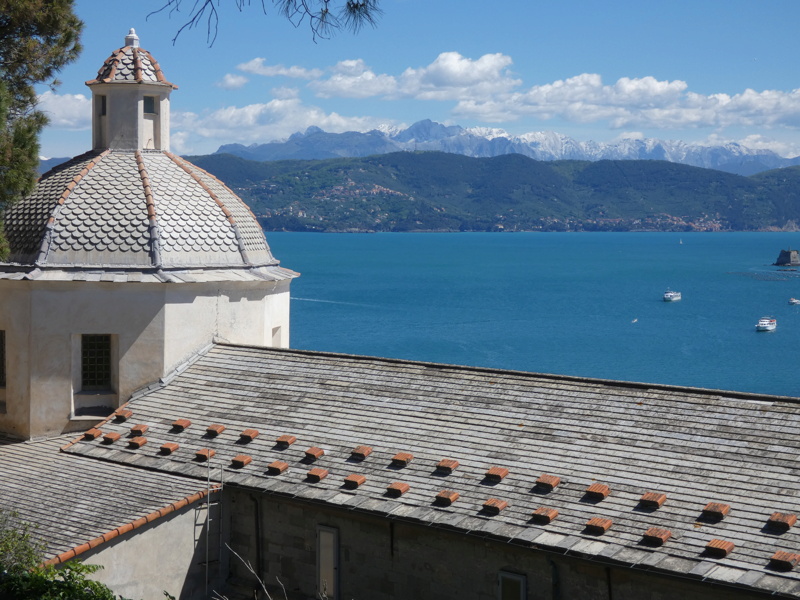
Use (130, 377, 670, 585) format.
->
(187, 151, 800, 232)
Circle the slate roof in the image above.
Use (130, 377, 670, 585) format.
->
(2, 150, 292, 280)
(86, 36, 176, 88)
(64, 343, 800, 597)
(0, 435, 216, 562)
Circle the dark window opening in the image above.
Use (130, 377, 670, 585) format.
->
(98, 95, 107, 116)
(81, 334, 111, 390)
(143, 96, 156, 114)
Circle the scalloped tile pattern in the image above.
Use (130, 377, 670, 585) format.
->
(48, 153, 151, 266)
(4, 152, 101, 263)
(94, 47, 160, 84)
(142, 154, 243, 265)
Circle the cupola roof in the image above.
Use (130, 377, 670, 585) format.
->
(86, 28, 176, 89)
(0, 31, 295, 284)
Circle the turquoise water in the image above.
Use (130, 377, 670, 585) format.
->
(268, 232, 800, 398)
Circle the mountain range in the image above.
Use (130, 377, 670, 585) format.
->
(216, 120, 800, 176)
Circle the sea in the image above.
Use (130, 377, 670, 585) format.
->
(267, 232, 800, 399)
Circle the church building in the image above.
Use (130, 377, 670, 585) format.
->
(1, 31, 800, 600)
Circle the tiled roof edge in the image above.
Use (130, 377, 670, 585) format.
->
(40, 486, 220, 566)
(212, 342, 800, 405)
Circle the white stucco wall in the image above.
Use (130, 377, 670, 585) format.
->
(0, 277, 291, 439)
(81, 499, 220, 600)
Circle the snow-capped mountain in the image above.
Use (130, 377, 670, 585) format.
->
(215, 120, 800, 175)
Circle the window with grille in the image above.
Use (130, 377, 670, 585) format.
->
(81, 334, 111, 390)
(0, 331, 6, 387)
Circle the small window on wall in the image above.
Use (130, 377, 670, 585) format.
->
(0, 330, 6, 387)
(81, 334, 112, 390)
(143, 95, 156, 114)
(97, 95, 107, 116)
(499, 571, 526, 600)
(317, 526, 339, 600)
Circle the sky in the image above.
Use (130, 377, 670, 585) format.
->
(37, 0, 800, 158)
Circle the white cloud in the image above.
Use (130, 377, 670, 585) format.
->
(37, 91, 91, 129)
(238, 58, 323, 79)
(311, 59, 398, 98)
(216, 73, 249, 89)
(171, 100, 395, 152)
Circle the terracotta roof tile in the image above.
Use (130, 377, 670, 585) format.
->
(351, 445, 372, 460)
(160, 442, 179, 455)
(643, 527, 672, 546)
(128, 436, 147, 449)
(102, 432, 121, 444)
(531, 507, 558, 524)
(435, 490, 459, 506)
(386, 482, 410, 497)
(640, 492, 667, 508)
(276, 434, 296, 448)
(770, 551, 800, 571)
(171, 418, 191, 431)
(195, 448, 215, 461)
(83, 428, 102, 441)
(535, 474, 561, 491)
(344, 474, 366, 489)
(268, 461, 289, 475)
(586, 517, 613, 534)
(485, 466, 509, 482)
(585, 483, 610, 499)
(130, 424, 148, 436)
(307, 467, 328, 483)
(768, 512, 797, 532)
(436, 458, 459, 474)
(240, 428, 259, 442)
(305, 446, 325, 461)
(705, 538, 735, 558)
(391, 452, 413, 467)
(482, 498, 508, 515)
(231, 455, 252, 468)
(702, 502, 730, 521)
(206, 424, 225, 437)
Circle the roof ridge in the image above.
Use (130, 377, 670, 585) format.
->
(134, 150, 163, 268)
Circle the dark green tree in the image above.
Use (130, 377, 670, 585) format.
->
(0, 0, 83, 213)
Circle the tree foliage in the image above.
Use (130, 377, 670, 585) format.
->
(0, 508, 122, 600)
(151, 0, 381, 44)
(0, 0, 83, 212)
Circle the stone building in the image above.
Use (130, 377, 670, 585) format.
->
(1, 31, 800, 600)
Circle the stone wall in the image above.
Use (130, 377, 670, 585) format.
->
(224, 487, 771, 600)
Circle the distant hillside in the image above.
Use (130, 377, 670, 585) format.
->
(216, 120, 800, 176)
(187, 151, 800, 233)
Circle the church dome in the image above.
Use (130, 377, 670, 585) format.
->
(1, 30, 291, 282)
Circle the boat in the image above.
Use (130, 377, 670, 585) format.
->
(756, 317, 777, 332)
(789, 298, 800, 305)
(663, 290, 681, 302)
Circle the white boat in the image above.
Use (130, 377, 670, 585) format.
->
(663, 290, 681, 302)
(756, 317, 777, 332)
(789, 298, 800, 305)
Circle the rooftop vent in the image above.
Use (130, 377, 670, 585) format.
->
(391, 452, 413, 467)
(344, 474, 366, 489)
(206, 424, 225, 437)
(128, 436, 147, 449)
(231, 455, 252, 468)
(435, 490, 459, 506)
(436, 459, 459, 474)
(535, 474, 561, 491)
(305, 447, 325, 461)
(351, 445, 373, 460)
(531, 507, 558, 524)
(195, 448, 215, 461)
(131, 424, 149, 436)
(171, 419, 191, 432)
(585, 483, 610, 500)
(768, 512, 797, 532)
(483, 498, 508, 515)
(307, 467, 329, 483)
(114, 409, 133, 422)
(702, 502, 730, 521)
(705, 538, 735, 558)
(102, 432, 121, 444)
(83, 428, 102, 441)
(640, 492, 667, 509)
(386, 482, 410, 497)
(160, 442, 179, 455)
(276, 434, 296, 448)
(268, 460, 289, 475)
(770, 551, 800, 571)
(585, 517, 613, 535)
(485, 466, 509, 482)
(240, 428, 259, 442)
(642, 527, 672, 546)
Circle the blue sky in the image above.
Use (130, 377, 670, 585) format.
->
(38, 0, 800, 158)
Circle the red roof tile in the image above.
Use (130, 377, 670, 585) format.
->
(307, 467, 328, 482)
(268, 460, 289, 475)
(536, 474, 561, 491)
(276, 434, 297, 447)
(485, 466, 509, 482)
(391, 452, 413, 467)
(531, 507, 558, 524)
(436, 458, 459, 474)
(195, 448, 215, 461)
(586, 517, 613, 534)
(643, 527, 672, 546)
(206, 424, 225, 436)
(172, 418, 191, 431)
(231, 455, 252, 468)
(387, 482, 410, 497)
(640, 492, 667, 508)
(305, 446, 325, 460)
(240, 428, 259, 442)
(585, 482, 610, 499)
(344, 474, 367, 489)
(435, 490, 459, 506)
(351, 445, 373, 460)
(705, 538, 735, 557)
(483, 498, 508, 515)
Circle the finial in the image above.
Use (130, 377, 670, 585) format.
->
(125, 28, 139, 48)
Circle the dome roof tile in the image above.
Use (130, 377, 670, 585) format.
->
(3, 150, 278, 272)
